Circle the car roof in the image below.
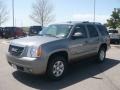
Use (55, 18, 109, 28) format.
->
(54, 21, 102, 26)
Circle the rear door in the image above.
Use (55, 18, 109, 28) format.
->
(86, 24, 100, 54)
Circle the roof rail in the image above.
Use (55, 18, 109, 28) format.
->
(82, 21, 101, 24)
(90, 22, 101, 24)
(82, 21, 89, 23)
(67, 21, 82, 23)
(66, 21, 101, 24)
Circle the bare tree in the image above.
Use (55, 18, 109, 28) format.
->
(30, 0, 54, 27)
(0, 1, 8, 26)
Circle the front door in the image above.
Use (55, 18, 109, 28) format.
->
(69, 24, 89, 60)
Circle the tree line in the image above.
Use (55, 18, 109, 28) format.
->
(106, 8, 120, 29)
(0, 0, 54, 27)
(0, 0, 120, 29)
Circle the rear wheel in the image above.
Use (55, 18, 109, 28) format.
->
(47, 55, 68, 80)
(97, 47, 106, 63)
(117, 40, 120, 44)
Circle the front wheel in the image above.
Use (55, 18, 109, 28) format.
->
(97, 47, 106, 63)
(47, 55, 68, 80)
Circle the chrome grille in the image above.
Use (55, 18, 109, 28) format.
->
(9, 45, 24, 56)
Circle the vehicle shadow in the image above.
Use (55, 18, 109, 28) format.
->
(12, 58, 120, 90)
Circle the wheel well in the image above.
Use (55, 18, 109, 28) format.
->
(46, 51, 68, 72)
(47, 51, 68, 67)
(48, 51, 68, 61)
(100, 44, 107, 51)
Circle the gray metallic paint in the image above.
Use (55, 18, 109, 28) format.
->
(6, 23, 110, 75)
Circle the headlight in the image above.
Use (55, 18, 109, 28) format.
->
(29, 46, 42, 58)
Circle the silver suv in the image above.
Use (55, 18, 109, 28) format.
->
(7, 21, 110, 80)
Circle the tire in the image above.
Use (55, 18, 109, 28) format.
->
(118, 40, 120, 44)
(97, 47, 106, 63)
(115, 40, 120, 44)
(47, 55, 68, 80)
(115, 40, 119, 44)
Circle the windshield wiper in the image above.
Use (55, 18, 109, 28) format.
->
(44, 34, 59, 38)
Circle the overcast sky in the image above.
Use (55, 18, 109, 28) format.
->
(2, 0, 120, 27)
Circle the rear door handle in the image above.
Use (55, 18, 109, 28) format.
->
(84, 40, 88, 44)
(81, 41, 88, 45)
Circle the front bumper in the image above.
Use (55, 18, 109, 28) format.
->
(6, 53, 47, 75)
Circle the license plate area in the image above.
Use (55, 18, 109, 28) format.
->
(17, 66, 24, 71)
(12, 64, 17, 69)
(12, 64, 24, 71)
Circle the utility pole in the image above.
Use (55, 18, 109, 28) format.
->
(12, 0, 15, 27)
(94, 0, 96, 22)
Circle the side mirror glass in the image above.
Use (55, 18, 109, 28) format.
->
(73, 32, 82, 37)
(72, 32, 84, 39)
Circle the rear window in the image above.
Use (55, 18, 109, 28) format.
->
(97, 25, 108, 36)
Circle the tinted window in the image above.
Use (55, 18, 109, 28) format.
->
(97, 25, 109, 35)
(73, 25, 87, 38)
(87, 25, 98, 37)
(39, 24, 72, 38)
(29, 26, 42, 35)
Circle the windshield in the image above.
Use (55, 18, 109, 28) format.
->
(39, 24, 72, 38)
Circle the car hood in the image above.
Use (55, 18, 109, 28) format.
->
(10, 36, 60, 47)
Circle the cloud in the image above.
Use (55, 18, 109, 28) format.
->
(71, 14, 110, 23)
(53, 14, 110, 24)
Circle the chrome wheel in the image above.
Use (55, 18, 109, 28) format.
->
(99, 50, 105, 61)
(53, 61, 64, 77)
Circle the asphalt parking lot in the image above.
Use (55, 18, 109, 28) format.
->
(0, 39, 120, 90)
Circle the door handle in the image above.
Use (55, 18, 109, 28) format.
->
(84, 40, 88, 44)
(95, 38, 99, 42)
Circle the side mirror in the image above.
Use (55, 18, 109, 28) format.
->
(71, 32, 83, 39)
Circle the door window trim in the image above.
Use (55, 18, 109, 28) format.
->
(71, 24, 88, 39)
(86, 24, 99, 38)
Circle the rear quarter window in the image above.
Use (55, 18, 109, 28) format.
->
(97, 25, 108, 36)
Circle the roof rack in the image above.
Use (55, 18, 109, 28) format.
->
(82, 21, 89, 23)
(66, 21, 101, 24)
(67, 21, 82, 23)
